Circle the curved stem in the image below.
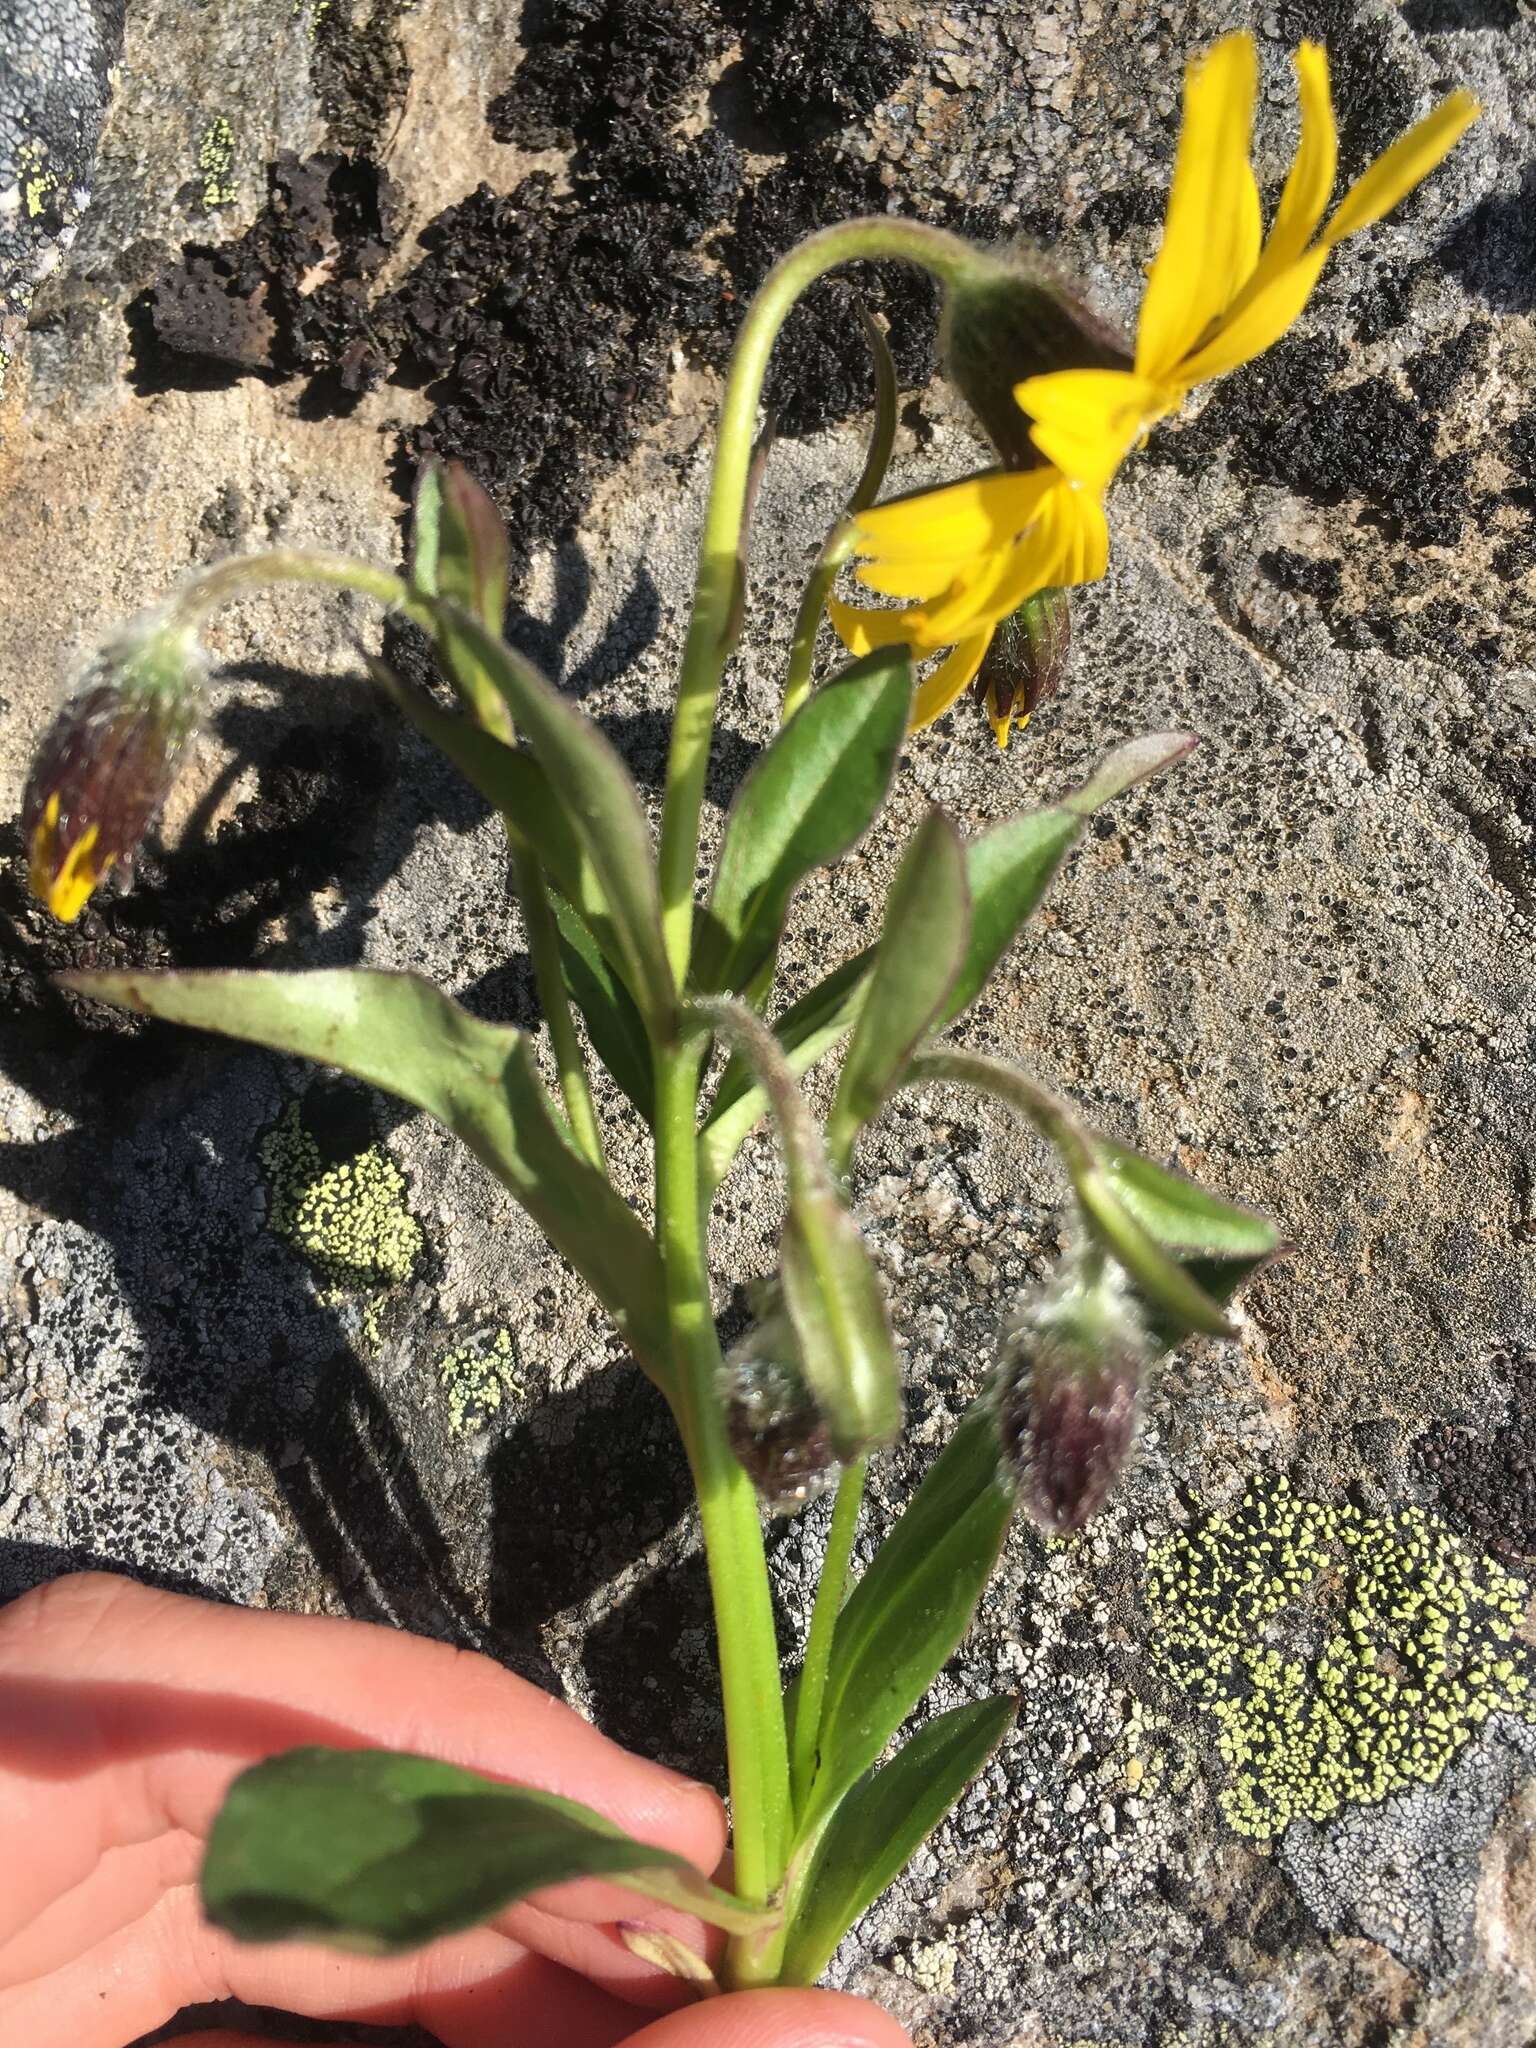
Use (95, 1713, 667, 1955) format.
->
(789, 1454, 867, 1814)
(657, 218, 977, 985)
(780, 522, 854, 726)
(653, 1042, 791, 1983)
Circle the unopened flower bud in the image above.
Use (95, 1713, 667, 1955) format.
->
(973, 586, 1071, 748)
(21, 615, 202, 922)
(941, 256, 1130, 471)
(994, 1255, 1149, 1536)
(721, 1308, 841, 1513)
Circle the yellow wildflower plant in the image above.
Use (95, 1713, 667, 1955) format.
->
(832, 31, 1479, 744)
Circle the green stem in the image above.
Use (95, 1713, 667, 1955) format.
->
(510, 838, 607, 1171)
(790, 1454, 867, 1814)
(169, 548, 422, 630)
(657, 218, 977, 986)
(780, 522, 854, 726)
(653, 1043, 791, 1983)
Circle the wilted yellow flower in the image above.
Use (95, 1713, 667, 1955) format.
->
(22, 622, 200, 922)
(831, 32, 1479, 742)
(1016, 34, 1480, 495)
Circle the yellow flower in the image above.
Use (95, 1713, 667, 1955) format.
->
(830, 32, 1479, 744)
(1016, 34, 1480, 494)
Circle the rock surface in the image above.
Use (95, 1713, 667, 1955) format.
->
(2, 2, 1535, 2044)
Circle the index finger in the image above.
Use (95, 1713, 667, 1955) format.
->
(0, 1572, 726, 1947)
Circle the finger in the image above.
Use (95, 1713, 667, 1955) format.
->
(626, 1988, 916, 2048)
(0, 1829, 199, 1991)
(0, 1573, 725, 1939)
(497, 1894, 724, 2011)
(0, 1884, 642, 2048)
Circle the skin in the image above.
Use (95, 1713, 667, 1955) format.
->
(0, 1573, 913, 2048)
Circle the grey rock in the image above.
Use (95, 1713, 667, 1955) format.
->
(2, 1, 1536, 2045)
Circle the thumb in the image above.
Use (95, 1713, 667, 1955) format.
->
(625, 1986, 913, 2048)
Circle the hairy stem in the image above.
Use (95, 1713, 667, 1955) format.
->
(653, 1043, 791, 1983)
(657, 218, 976, 985)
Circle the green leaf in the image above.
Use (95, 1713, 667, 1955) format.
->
(411, 465, 442, 596)
(411, 466, 515, 739)
(549, 891, 654, 1124)
(698, 647, 913, 994)
(782, 1697, 1015, 1986)
(62, 967, 669, 1376)
(829, 810, 970, 1157)
(797, 1403, 1014, 1840)
(419, 599, 674, 1033)
(701, 731, 1197, 1188)
(202, 1746, 771, 1953)
(944, 731, 1195, 1026)
(1094, 1138, 1281, 1353)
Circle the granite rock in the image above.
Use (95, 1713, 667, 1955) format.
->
(2, 2, 1535, 2044)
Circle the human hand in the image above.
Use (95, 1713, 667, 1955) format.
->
(0, 1573, 912, 2048)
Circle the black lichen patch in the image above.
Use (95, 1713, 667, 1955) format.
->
(141, 153, 397, 393)
(1158, 336, 1472, 550)
(1412, 1349, 1536, 1562)
(1436, 159, 1536, 316)
(1259, 546, 1345, 605)
(310, 0, 412, 156)
(487, 0, 721, 151)
(728, 0, 914, 150)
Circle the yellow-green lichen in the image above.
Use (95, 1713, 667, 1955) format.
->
(1146, 1474, 1531, 1841)
(198, 118, 237, 208)
(259, 1100, 423, 1338)
(438, 1327, 522, 1438)
(17, 140, 58, 221)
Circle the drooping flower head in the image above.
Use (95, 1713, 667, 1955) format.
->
(22, 615, 202, 922)
(830, 33, 1479, 743)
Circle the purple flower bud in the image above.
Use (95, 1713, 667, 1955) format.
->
(973, 586, 1071, 747)
(994, 1258, 1149, 1535)
(721, 1311, 841, 1513)
(21, 620, 201, 923)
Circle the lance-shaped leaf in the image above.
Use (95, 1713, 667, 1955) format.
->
(202, 1747, 772, 1952)
(699, 733, 1195, 1189)
(795, 1403, 1015, 1841)
(827, 810, 970, 1166)
(549, 891, 654, 1124)
(690, 998, 901, 1459)
(781, 1696, 1015, 1986)
(63, 967, 669, 1375)
(1092, 1137, 1281, 1353)
(943, 730, 1196, 1025)
(411, 465, 514, 740)
(418, 599, 674, 1033)
(696, 648, 913, 995)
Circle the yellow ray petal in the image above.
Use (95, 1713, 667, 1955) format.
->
(827, 595, 924, 656)
(854, 553, 988, 603)
(1319, 89, 1479, 249)
(1014, 368, 1166, 490)
(1235, 42, 1337, 308)
(1135, 32, 1260, 382)
(1176, 243, 1329, 384)
(853, 468, 1052, 563)
(911, 630, 992, 730)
